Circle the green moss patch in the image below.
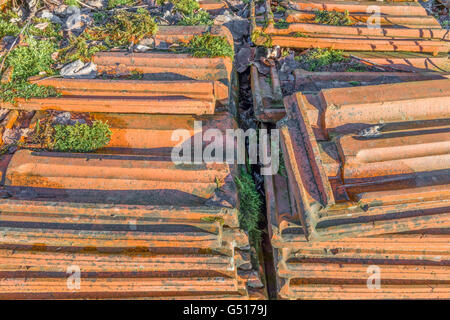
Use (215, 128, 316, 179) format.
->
(251, 29, 272, 48)
(52, 120, 112, 152)
(1, 37, 60, 102)
(274, 19, 289, 29)
(295, 48, 346, 71)
(86, 9, 158, 47)
(178, 10, 213, 26)
(315, 10, 352, 26)
(185, 33, 234, 59)
(235, 166, 263, 250)
(107, 0, 136, 9)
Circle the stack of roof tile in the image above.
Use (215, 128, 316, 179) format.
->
(250, 1, 449, 124)
(252, 0, 449, 70)
(264, 79, 450, 299)
(0, 25, 265, 299)
(250, 56, 449, 122)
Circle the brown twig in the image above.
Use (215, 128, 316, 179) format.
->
(76, 0, 97, 10)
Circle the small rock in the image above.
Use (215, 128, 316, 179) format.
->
(54, 5, 68, 16)
(69, 118, 87, 125)
(134, 44, 151, 53)
(259, 77, 274, 100)
(20, 128, 32, 139)
(2, 128, 22, 145)
(214, 11, 249, 40)
(65, 5, 81, 16)
(162, 2, 175, 12)
(65, 13, 92, 30)
(38, 10, 63, 24)
(358, 125, 384, 138)
(235, 47, 251, 73)
(53, 112, 72, 125)
(246, 271, 264, 289)
(139, 38, 155, 48)
(26, 0, 39, 13)
(60, 60, 97, 79)
(255, 5, 266, 15)
(214, 12, 232, 24)
(279, 53, 301, 73)
(155, 40, 170, 50)
(252, 61, 271, 75)
(278, 71, 290, 81)
(267, 45, 281, 59)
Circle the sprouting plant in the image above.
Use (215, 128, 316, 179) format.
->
(107, 0, 135, 9)
(0, 9, 20, 38)
(178, 10, 213, 26)
(129, 70, 144, 80)
(5, 37, 57, 80)
(235, 166, 263, 250)
(295, 48, 346, 71)
(171, 0, 200, 15)
(293, 32, 309, 38)
(251, 29, 272, 48)
(52, 120, 112, 152)
(86, 10, 158, 47)
(185, 33, 234, 59)
(64, 0, 80, 7)
(0, 36, 60, 102)
(28, 18, 62, 39)
(59, 36, 107, 64)
(92, 12, 108, 24)
(274, 5, 286, 13)
(274, 19, 289, 29)
(0, 82, 60, 103)
(315, 10, 352, 26)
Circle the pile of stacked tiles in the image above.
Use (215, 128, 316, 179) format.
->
(249, 0, 450, 299)
(0, 24, 265, 299)
(258, 0, 449, 62)
(264, 79, 450, 299)
(250, 0, 450, 123)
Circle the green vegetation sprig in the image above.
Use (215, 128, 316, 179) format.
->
(185, 33, 234, 59)
(52, 121, 112, 152)
(235, 166, 263, 250)
(295, 48, 346, 71)
(315, 10, 352, 26)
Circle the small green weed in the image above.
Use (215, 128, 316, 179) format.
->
(293, 32, 309, 37)
(59, 36, 107, 64)
(315, 10, 352, 26)
(251, 29, 272, 48)
(64, 0, 80, 7)
(178, 10, 213, 26)
(295, 48, 346, 71)
(107, 0, 135, 9)
(185, 33, 234, 59)
(274, 19, 289, 29)
(52, 120, 112, 152)
(87, 10, 158, 47)
(235, 166, 263, 250)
